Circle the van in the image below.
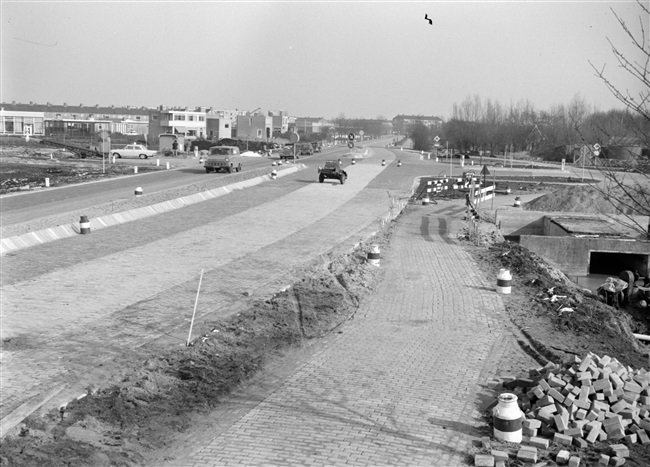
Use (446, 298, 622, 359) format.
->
(204, 146, 242, 173)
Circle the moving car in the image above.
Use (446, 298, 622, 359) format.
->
(111, 144, 158, 159)
(297, 143, 314, 156)
(204, 146, 243, 173)
(318, 160, 347, 184)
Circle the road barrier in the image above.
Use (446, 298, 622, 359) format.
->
(271, 169, 277, 180)
(514, 196, 521, 207)
(367, 245, 381, 267)
(79, 216, 90, 234)
(493, 393, 523, 443)
(496, 269, 512, 294)
(135, 187, 143, 196)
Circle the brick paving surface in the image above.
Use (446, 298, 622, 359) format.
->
(1, 145, 411, 423)
(174, 201, 540, 466)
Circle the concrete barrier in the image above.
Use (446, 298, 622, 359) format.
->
(1, 165, 304, 256)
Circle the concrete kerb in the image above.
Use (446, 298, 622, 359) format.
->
(0, 165, 303, 256)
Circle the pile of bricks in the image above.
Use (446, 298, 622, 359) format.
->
(475, 352, 650, 466)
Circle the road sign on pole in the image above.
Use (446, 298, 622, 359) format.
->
(348, 133, 355, 141)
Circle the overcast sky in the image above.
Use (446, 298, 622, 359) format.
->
(1, 1, 646, 120)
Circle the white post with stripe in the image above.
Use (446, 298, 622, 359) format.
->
(496, 269, 512, 294)
(493, 393, 523, 443)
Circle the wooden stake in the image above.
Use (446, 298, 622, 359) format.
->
(186, 269, 204, 347)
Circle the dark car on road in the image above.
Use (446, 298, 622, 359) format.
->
(318, 160, 347, 184)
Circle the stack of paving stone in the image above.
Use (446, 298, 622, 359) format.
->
(475, 352, 650, 466)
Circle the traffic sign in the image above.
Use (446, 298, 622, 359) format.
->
(594, 143, 601, 150)
(289, 132, 300, 143)
(347, 141, 354, 149)
(348, 132, 355, 141)
(359, 130, 364, 136)
(480, 165, 490, 176)
(434, 135, 440, 143)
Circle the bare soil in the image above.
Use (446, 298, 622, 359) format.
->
(2, 148, 650, 466)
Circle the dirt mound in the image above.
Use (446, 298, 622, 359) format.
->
(524, 184, 643, 215)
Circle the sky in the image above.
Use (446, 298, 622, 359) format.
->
(1, 0, 647, 120)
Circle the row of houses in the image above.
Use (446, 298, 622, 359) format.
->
(0, 102, 443, 145)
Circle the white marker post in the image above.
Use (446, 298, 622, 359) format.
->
(186, 269, 205, 347)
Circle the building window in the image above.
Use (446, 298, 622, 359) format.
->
(136, 116, 141, 121)
(152, 115, 158, 120)
(199, 116, 205, 121)
(56, 114, 62, 119)
(225, 124, 229, 128)
(257, 129, 262, 137)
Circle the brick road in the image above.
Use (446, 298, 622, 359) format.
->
(171, 199, 540, 466)
(1, 144, 544, 454)
(1, 145, 413, 425)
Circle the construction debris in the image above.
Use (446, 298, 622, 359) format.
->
(476, 352, 650, 466)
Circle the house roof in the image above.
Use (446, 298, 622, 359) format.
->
(392, 114, 443, 122)
(1, 102, 151, 115)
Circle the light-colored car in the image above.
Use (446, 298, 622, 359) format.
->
(111, 144, 158, 159)
(204, 146, 243, 173)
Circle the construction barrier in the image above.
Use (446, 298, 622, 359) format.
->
(367, 245, 381, 267)
(496, 268, 512, 294)
(422, 196, 430, 205)
(79, 216, 91, 234)
(493, 393, 523, 443)
(134, 187, 143, 196)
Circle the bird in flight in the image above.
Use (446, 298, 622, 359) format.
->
(424, 14, 432, 25)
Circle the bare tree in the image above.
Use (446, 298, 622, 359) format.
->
(587, 0, 650, 239)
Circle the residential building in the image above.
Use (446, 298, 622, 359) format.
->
(268, 110, 290, 134)
(206, 110, 233, 140)
(294, 117, 327, 137)
(0, 102, 149, 137)
(148, 106, 207, 142)
(236, 113, 273, 141)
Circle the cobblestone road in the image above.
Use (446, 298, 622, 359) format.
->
(172, 201, 540, 466)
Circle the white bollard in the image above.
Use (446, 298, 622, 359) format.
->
(113, 156, 116, 163)
(367, 245, 381, 267)
(194, 147, 199, 158)
(156, 159, 160, 167)
(134, 187, 143, 196)
(422, 196, 430, 205)
(496, 269, 512, 294)
(166, 162, 170, 170)
(45, 177, 50, 188)
(134, 166, 138, 174)
(493, 393, 523, 443)
(514, 197, 521, 207)
(271, 169, 277, 179)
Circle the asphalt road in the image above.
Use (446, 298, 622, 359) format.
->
(0, 146, 352, 226)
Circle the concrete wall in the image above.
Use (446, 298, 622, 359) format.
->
(495, 210, 547, 237)
(520, 235, 650, 277)
(496, 210, 649, 239)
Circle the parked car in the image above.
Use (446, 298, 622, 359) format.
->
(111, 144, 158, 159)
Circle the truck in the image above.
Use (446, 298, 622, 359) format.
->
(318, 160, 347, 184)
(204, 146, 243, 173)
